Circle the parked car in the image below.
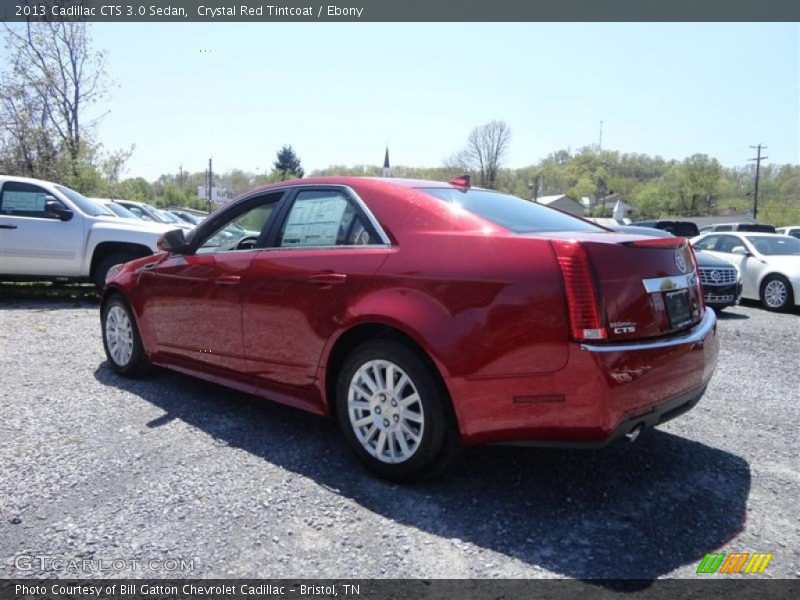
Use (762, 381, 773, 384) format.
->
(0, 175, 172, 290)
(776, 226, 800, 239)
(609, 225, 742, 310)
(101, 176, 719, 481)
(113, 199, 193, 231)
(90, 197, 144, 221)
(691, 232, 800, 311)
(168, 209, 205, 226)
(698, 222, 776, 234)
(631, 220, 700, 237)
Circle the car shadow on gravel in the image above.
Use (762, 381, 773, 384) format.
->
(0, 283, 99, 305)
(94, 364, 750, 586)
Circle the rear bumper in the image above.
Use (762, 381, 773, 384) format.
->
(447, 308, 719, 446)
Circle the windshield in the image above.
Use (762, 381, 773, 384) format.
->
(173, 211, 203, 225)
(421, 188, 603, 234)
(55, 185, 114, 217)
(155, 208, 181, 223)
(134, 203, 171, 223)
(106, 203, 139, 219)
(746, 236, 800, 256)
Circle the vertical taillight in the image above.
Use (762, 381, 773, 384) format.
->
(550, 240, 607, 341)
(688, 243, 706, 310)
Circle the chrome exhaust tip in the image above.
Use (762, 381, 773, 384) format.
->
(625, 424, 644, 443)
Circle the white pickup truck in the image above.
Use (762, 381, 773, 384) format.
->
(0, 175, 173, 290)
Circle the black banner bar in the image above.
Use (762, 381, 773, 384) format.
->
(1, 0, 799, 23)
(2, 580, 800, 600)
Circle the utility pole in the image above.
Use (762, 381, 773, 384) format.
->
(748, 144, 768, 220)
(207, 157, 213, 213)
(179, 164, 184, 192)
(598, 120, 603, 151)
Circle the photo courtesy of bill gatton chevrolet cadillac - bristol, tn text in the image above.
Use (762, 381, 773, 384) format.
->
(99, 175, 719, 481)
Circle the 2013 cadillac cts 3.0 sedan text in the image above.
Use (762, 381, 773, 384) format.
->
(100, 177, 719, 480)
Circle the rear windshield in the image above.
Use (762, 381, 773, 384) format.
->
(737, 224, 775, 233)
(667, 222, 700, 237)
(745, 236, 800, 255)
(420, 188, 603, 234)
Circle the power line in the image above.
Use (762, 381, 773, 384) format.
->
(748, 144, 768, 220)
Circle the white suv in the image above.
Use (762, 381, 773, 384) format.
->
(0, 175, 173, 290)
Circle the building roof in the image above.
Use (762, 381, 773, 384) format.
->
(535, 194, 570, 205)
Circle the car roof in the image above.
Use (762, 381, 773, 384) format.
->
(242, 176, 468, 197)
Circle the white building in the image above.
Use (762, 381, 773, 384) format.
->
(197, 185, 230, 206)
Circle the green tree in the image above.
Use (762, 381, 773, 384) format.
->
(273, 145, 305, 180)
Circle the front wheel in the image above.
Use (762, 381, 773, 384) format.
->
(336, 340, 460, 482)
(760, 274, 793, 312)
(101, 296, 150, 377)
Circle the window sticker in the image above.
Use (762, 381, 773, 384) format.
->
(1, 191, 47, 214)
(282, 195, 348, 247)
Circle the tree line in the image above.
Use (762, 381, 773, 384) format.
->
(1, 22, 798, 225)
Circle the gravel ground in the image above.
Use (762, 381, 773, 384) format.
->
(1, 291, 798, 581)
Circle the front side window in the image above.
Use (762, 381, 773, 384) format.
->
(715, 235, 742, 253)
(421, 188, 603, 234)
(278, 190, 378, 248)
(0, 182, 65, 219)
(197, 195, 280, 254)
(693, 235, 719, 251)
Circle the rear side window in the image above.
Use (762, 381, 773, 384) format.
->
(421, 188, 602, 234)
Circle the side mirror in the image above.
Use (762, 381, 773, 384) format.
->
(157, 228, 189, 254)
(44, 198, 73, 221)
(731, 246, 749, 256)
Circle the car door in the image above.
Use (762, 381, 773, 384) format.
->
(139, 191, 286, 373)
(0, 181, 84, 276)
(241, 186, 392, 389)
(712, 234, 761, 298)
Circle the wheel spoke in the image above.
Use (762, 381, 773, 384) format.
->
(400, 392, 419, 408)
(353, 415, 372, 428)
(375, 430, 388, 457)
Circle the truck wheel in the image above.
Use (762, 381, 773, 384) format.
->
(92, 252, 139, 292)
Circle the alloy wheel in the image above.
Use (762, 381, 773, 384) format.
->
(347, 359, 425, 464)
(764, 279, 788, 308)
(105, 305, 134, 366)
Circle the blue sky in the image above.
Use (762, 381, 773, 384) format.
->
(55, 23, 800, 178)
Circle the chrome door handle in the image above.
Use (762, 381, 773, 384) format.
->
(214, 275, 241, 286)
(309, 273, 347, 286)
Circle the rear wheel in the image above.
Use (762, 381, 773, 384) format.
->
(336, 340, 460, 482)
(101, 296, 150, 377)
(760, 274, 793, 311)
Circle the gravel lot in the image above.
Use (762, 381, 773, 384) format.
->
(1, 288, 798, 581)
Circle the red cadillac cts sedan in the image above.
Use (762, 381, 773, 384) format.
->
(101, 176, 719, 480)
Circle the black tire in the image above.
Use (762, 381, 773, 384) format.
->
(335, 340, 461, 482)
(101, 295, 151, 377)
(92, 252, 141, 293)
(760, 274, 793, 312)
